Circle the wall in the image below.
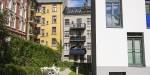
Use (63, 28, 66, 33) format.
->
(96, 0, 150, 67)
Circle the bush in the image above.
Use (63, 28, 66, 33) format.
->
(0, 64, 26, 75)
(10, 36, 60, 67)
(57, 61, 74, 68)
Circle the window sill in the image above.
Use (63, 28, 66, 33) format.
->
(128, 64, 145, 67)
(106, 26, 123, 28)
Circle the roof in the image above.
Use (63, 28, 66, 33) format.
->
(36, 0, 63, 3)
(63, 6, 91, 15)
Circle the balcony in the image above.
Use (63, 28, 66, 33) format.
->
(70, 36, 86, 42)
(69, 48, 86, 55)
(29, 18, 37, 24)
(146, 14, 150, 28)
(70, 23, 86, 30)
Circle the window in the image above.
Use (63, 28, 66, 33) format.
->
(42, 7, 45, 13)
(64, 43, 69, 50)
(64, 31, 69, 37)
(52, 15, 57, 24)
(0, 1, 2, 11)
(146, 1, 150, 28)
(106, 0, 122, 28)
(46, 33, 48, 36)
(42, 18, 45, 24)
(127, 33, 145, 66)
(46, 41, 48, 45)
(37, 5, 42, 13)
(41, 40, 44, 43)
(10, 16, 15, 28)
(41, 29, 44, 36)
(87, 43, 91, 50)
(146, 1, 150, 14)
(46, 21, 48, 25)
(52, 27, 56, 35)
(52, 4, 57, 12)
(87, 55, 92, 63)
(47, 9, 49, 13)
(77, 18, 82, 27)
(77, 18, 82, 24)
(36, 16, 41, 24)
(109, 72, 126, 75)
(52, 38, 57, 47)
(87, 18, 91, 25)
(65, 19, 70, 26)
(87, 30, 91, 38)
(36, 27, 41, 34)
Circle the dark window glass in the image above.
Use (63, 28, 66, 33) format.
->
(52, 38, 57, 47)
(109, 72, 126, 75)
(65, 19, 70, 26)
(42, 7, 45, 13)
(52, 15, 57, 24)
(64, 31, 69, 37)
(106, 0, 122, 28)
(146, 1, 150, 28)
(52, 27, 56, 35)
(52, 4, 57, 12)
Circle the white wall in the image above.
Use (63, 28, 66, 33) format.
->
(96, 0, 150, 67)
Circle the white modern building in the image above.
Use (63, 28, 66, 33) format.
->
(96, 0, 150, 75)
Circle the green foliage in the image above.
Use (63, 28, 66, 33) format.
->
(0, 35, 75, 74)
(10, 36, 60, 67)
(0, 10, 9, 39)
(0, 10, 12, 64)
(0, 64, 26, 75)
(57, 61, 74, 68)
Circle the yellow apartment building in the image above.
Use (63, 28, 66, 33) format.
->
(35, 0, 63, 49)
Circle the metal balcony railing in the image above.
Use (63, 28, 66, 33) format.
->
(70, 36, 86, 42)
(70, 23, 86, 29)
(69, 48, 86, 55)
(29, 18, 37, 24)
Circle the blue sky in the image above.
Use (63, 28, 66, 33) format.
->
(68, 0, 91, 7)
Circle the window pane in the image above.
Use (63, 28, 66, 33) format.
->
(65, 19, 70, 25)
(113, 3, 120, 26)
(146, 2, 150, 28)
(134, 40, 141, 52)
(106, 0, 122, 28)
(106, 3, 113, 27)
(128, 53, 133, 64)
(135, 53, 142, 64)
(128, 40, 133, 51)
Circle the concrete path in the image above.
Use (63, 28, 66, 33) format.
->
(59, 68, 71, 75)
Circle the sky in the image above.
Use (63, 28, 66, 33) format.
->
(68, 0, 91, 7)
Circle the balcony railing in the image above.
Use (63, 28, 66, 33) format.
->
(29, 18, 37, 24)
(146, 14, 150, 28)
(70, 23, 86, 29)
(70, 36, 86, 42)
(69, 48, 86, 55)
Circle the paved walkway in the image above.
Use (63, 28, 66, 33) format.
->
(59, 68, 71, 75)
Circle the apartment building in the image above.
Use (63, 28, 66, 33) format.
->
(26, 0, 38, 41)
(62, 5, 91, 63)
(96, 0, 150, 75)
(35, 0, 63, 49)
(0, 0, 28, 38)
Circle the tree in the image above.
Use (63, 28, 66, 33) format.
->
(0, 10, 11, 64)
